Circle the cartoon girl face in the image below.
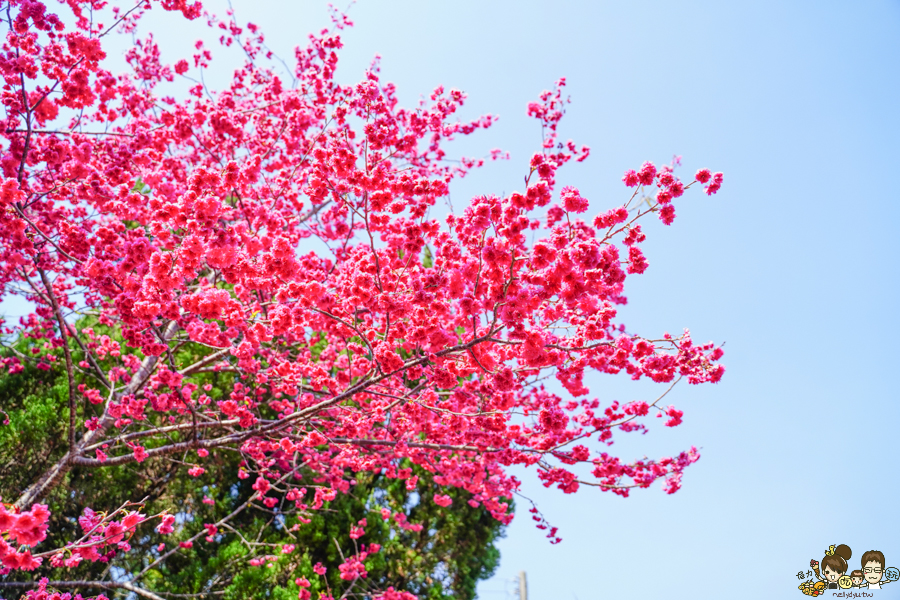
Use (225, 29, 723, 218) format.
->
(823, 565, 841, 582)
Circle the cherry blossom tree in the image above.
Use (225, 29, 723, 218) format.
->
(0, 0, 724, 598)
(0, 355, 506, 600)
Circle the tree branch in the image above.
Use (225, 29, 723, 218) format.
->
(0, 581, 167, 600)
(14, 322, 180, 509)
(38, 269, 78, 456)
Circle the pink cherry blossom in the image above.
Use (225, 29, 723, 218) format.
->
(0, 1, 725, 596)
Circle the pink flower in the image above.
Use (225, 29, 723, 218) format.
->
(122, 511, 145, 531)
(84, 388, 103, 404)
(10, 505, 49, 547)
(64, 555, 83, 568)
(349, 519, 366, 539)
(252, 476, 270, 494)
(623, 400, 650, 416)
(664, 405, 684, 427)
(658, 204, 676, 225)
(663, 472, 684, 494)
(132, 445, 149, 463)
(622, 169, 639, 187)
(79, 507, 101, 533)
(637, 161, 656, 186)
(156, 514, 176, 535)
(313, 562, 327, 575)
(623, 224, 646, 246)
(545, 204, 565, 227)
(627, 246, 648, 274)
(593, 206, 629, 229)
(338, 556, 368, 581)
(560, 186, 589, 213)
(1, 550, 21, 569)
(705, 172, 724, 195)
(374, 342, 404, 373)
(433, 494, 453, 507)
(694, 168, 711, 183)
(0, 178, 25, 207)
(0, 505, 17, 532)
(15, 550, 40, 571)
(103, 521, 126, 544)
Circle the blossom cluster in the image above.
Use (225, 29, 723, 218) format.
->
(0, 502, 49, 571)
(0, 0, 724, 596)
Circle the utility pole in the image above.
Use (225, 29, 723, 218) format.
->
(518, 571, 528, 600)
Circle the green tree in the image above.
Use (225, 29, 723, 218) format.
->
(0, 327, 506, 600)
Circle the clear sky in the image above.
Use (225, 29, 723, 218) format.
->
(11, 1, 900, 598)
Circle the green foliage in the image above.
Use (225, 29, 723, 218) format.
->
(131, 177, 151, 196)
(0, 323, 507, 599)
(0, 342, 69, 502)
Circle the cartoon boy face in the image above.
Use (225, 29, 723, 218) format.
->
(864, 561, 884, 584)
(852, 575, 863, 586)
(824, 565, 842, 582)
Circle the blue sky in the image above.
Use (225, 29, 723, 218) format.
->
(245, 2, 900, 598)
(9, 1, 900, 598)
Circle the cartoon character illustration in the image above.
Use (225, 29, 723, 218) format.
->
(850, 570, 864, 588)
(811, 544, 852, 590)
(860, 550, 895, 589)
(798, 579, 826, 596)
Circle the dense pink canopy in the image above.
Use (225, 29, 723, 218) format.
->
(0, 0, 723, 596)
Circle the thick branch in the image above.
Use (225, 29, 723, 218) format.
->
(70, 331, 502, 468)
(330, 437, 485, 453)
(13, 202, 84, 263)
(0, 581, 166, 600)
(38, 269, 77, 456)
(14, 322, 179, 509)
